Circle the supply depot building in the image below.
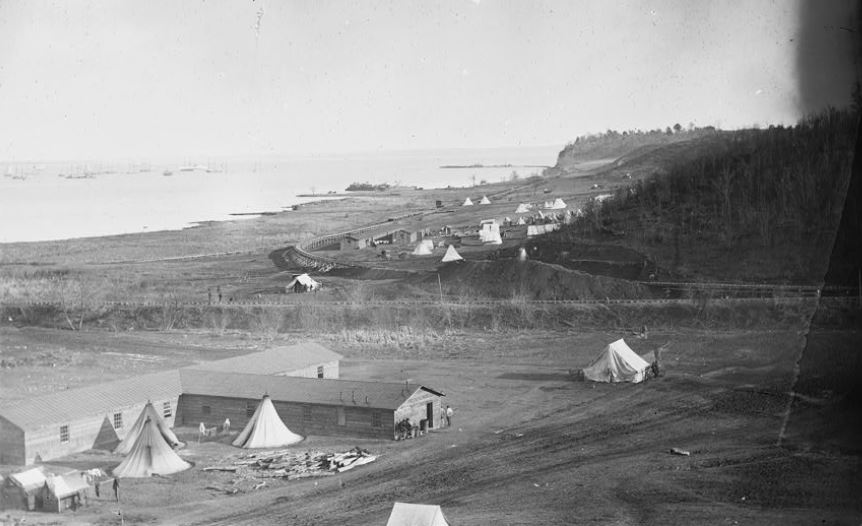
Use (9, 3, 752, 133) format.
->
(0, 343, 444, 466)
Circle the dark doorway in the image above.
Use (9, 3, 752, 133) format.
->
(426, 402, 434, 428)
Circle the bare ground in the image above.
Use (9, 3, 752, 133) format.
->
(1, 328, 859, 525)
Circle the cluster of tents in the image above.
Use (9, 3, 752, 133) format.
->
(411, 239, 464, 262)
(111, 394, 303, 478)
(513, 198, 566, 214)
(462, 195, 492, 206)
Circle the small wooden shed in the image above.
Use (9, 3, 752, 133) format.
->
(340, 235, 367, 251)
(41, 473, 91, 513)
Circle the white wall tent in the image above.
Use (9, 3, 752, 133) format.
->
(582, 339, 651, 383)
(386, 502, 450, 526)
(413, 241, 434, 256)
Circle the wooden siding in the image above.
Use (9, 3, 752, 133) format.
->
(394, 389, 443, 431)
(276, 360, 339, 379)
(21, 397, 178, 465)
(177, 394, 395, 440)
(0, 415, 25, 465)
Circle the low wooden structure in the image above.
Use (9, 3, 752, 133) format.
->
(340, 235, 367, 250)
(41, 473, 90, 512)
(176, 370, 444, 440)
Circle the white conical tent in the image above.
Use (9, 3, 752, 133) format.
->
(514, 203, 531, 214)
(113, 417, 191, 478)
(114, 401, 182, 455)
(232, 395, 303, 449)
(550, 197, 567, 209)
(412, 241, 433, 255)
(479, 226, 502, 245)
(386, 502, 450, 526)
(516, 216, 526, 225)
(462, 197, 474, 206)
(479, 195, 491, 204)
(440, 245, 463, 262)
(582, 338, 651, 383)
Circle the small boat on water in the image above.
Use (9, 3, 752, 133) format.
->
(163, 170, 173, 176)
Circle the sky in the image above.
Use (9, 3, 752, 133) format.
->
(0, 0, 857, 161)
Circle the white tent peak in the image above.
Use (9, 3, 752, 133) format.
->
(514, 203, 532, 214)
(114, 401, 181, 455)
(582, 338, 651, 383)
(479, 195, 491, 204)
(386, 502, 450, 526)
(462, 197, 474, 206)
(232, 394, 304, 449)
(440, 245, 463, 263)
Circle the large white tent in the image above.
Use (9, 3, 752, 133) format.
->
(514, 203, 531, 214)
(545, 198, 567, 210)
(479, 195, 491, 204)
(462, 197, 474, 206)
(386, 502, 450, 526)
(412, 241, 433, 255)
(440, 245, 463, 262)
(114, 401, 182, 455)
(582, 339, 651, 383)
(286, 273, 320, 292)
(232, 395, 304, 449)
(113, 417, 191, 478)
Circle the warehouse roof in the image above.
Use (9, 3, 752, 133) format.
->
(179, 369, 442, 410)
(0, 370, 182, 431)
(186, 342, 341, 376)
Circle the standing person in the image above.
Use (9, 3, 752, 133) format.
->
(207, 288, 212, 305)
(94, 480, 100, 498)
(446, 405, 453, 427)
(199, 421, 206, 442)
(217, 286, 222, 303)
(440, 405, 447, 428)
(222, 418, 231, 434)
(112, 477, 120, 503)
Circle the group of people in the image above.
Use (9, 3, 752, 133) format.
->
(197, 418, 231, 440)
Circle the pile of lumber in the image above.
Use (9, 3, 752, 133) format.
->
(204, 447, 377, 480)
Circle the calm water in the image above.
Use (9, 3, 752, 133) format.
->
(0, 147, 560, 243)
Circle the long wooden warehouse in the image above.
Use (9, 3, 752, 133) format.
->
(0, 343, 442, 466)
(177, 369, 444, 440)
(0, 370, 182, 466)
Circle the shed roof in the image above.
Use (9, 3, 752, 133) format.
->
(46, 473, 90, 499)
(179, 369, 442, 410)
(8, 467, 47, 493)
(186, 342, 342, 375)
(0, 370, 182, 431)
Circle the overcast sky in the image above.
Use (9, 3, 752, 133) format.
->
(0, 0, 856, 161)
